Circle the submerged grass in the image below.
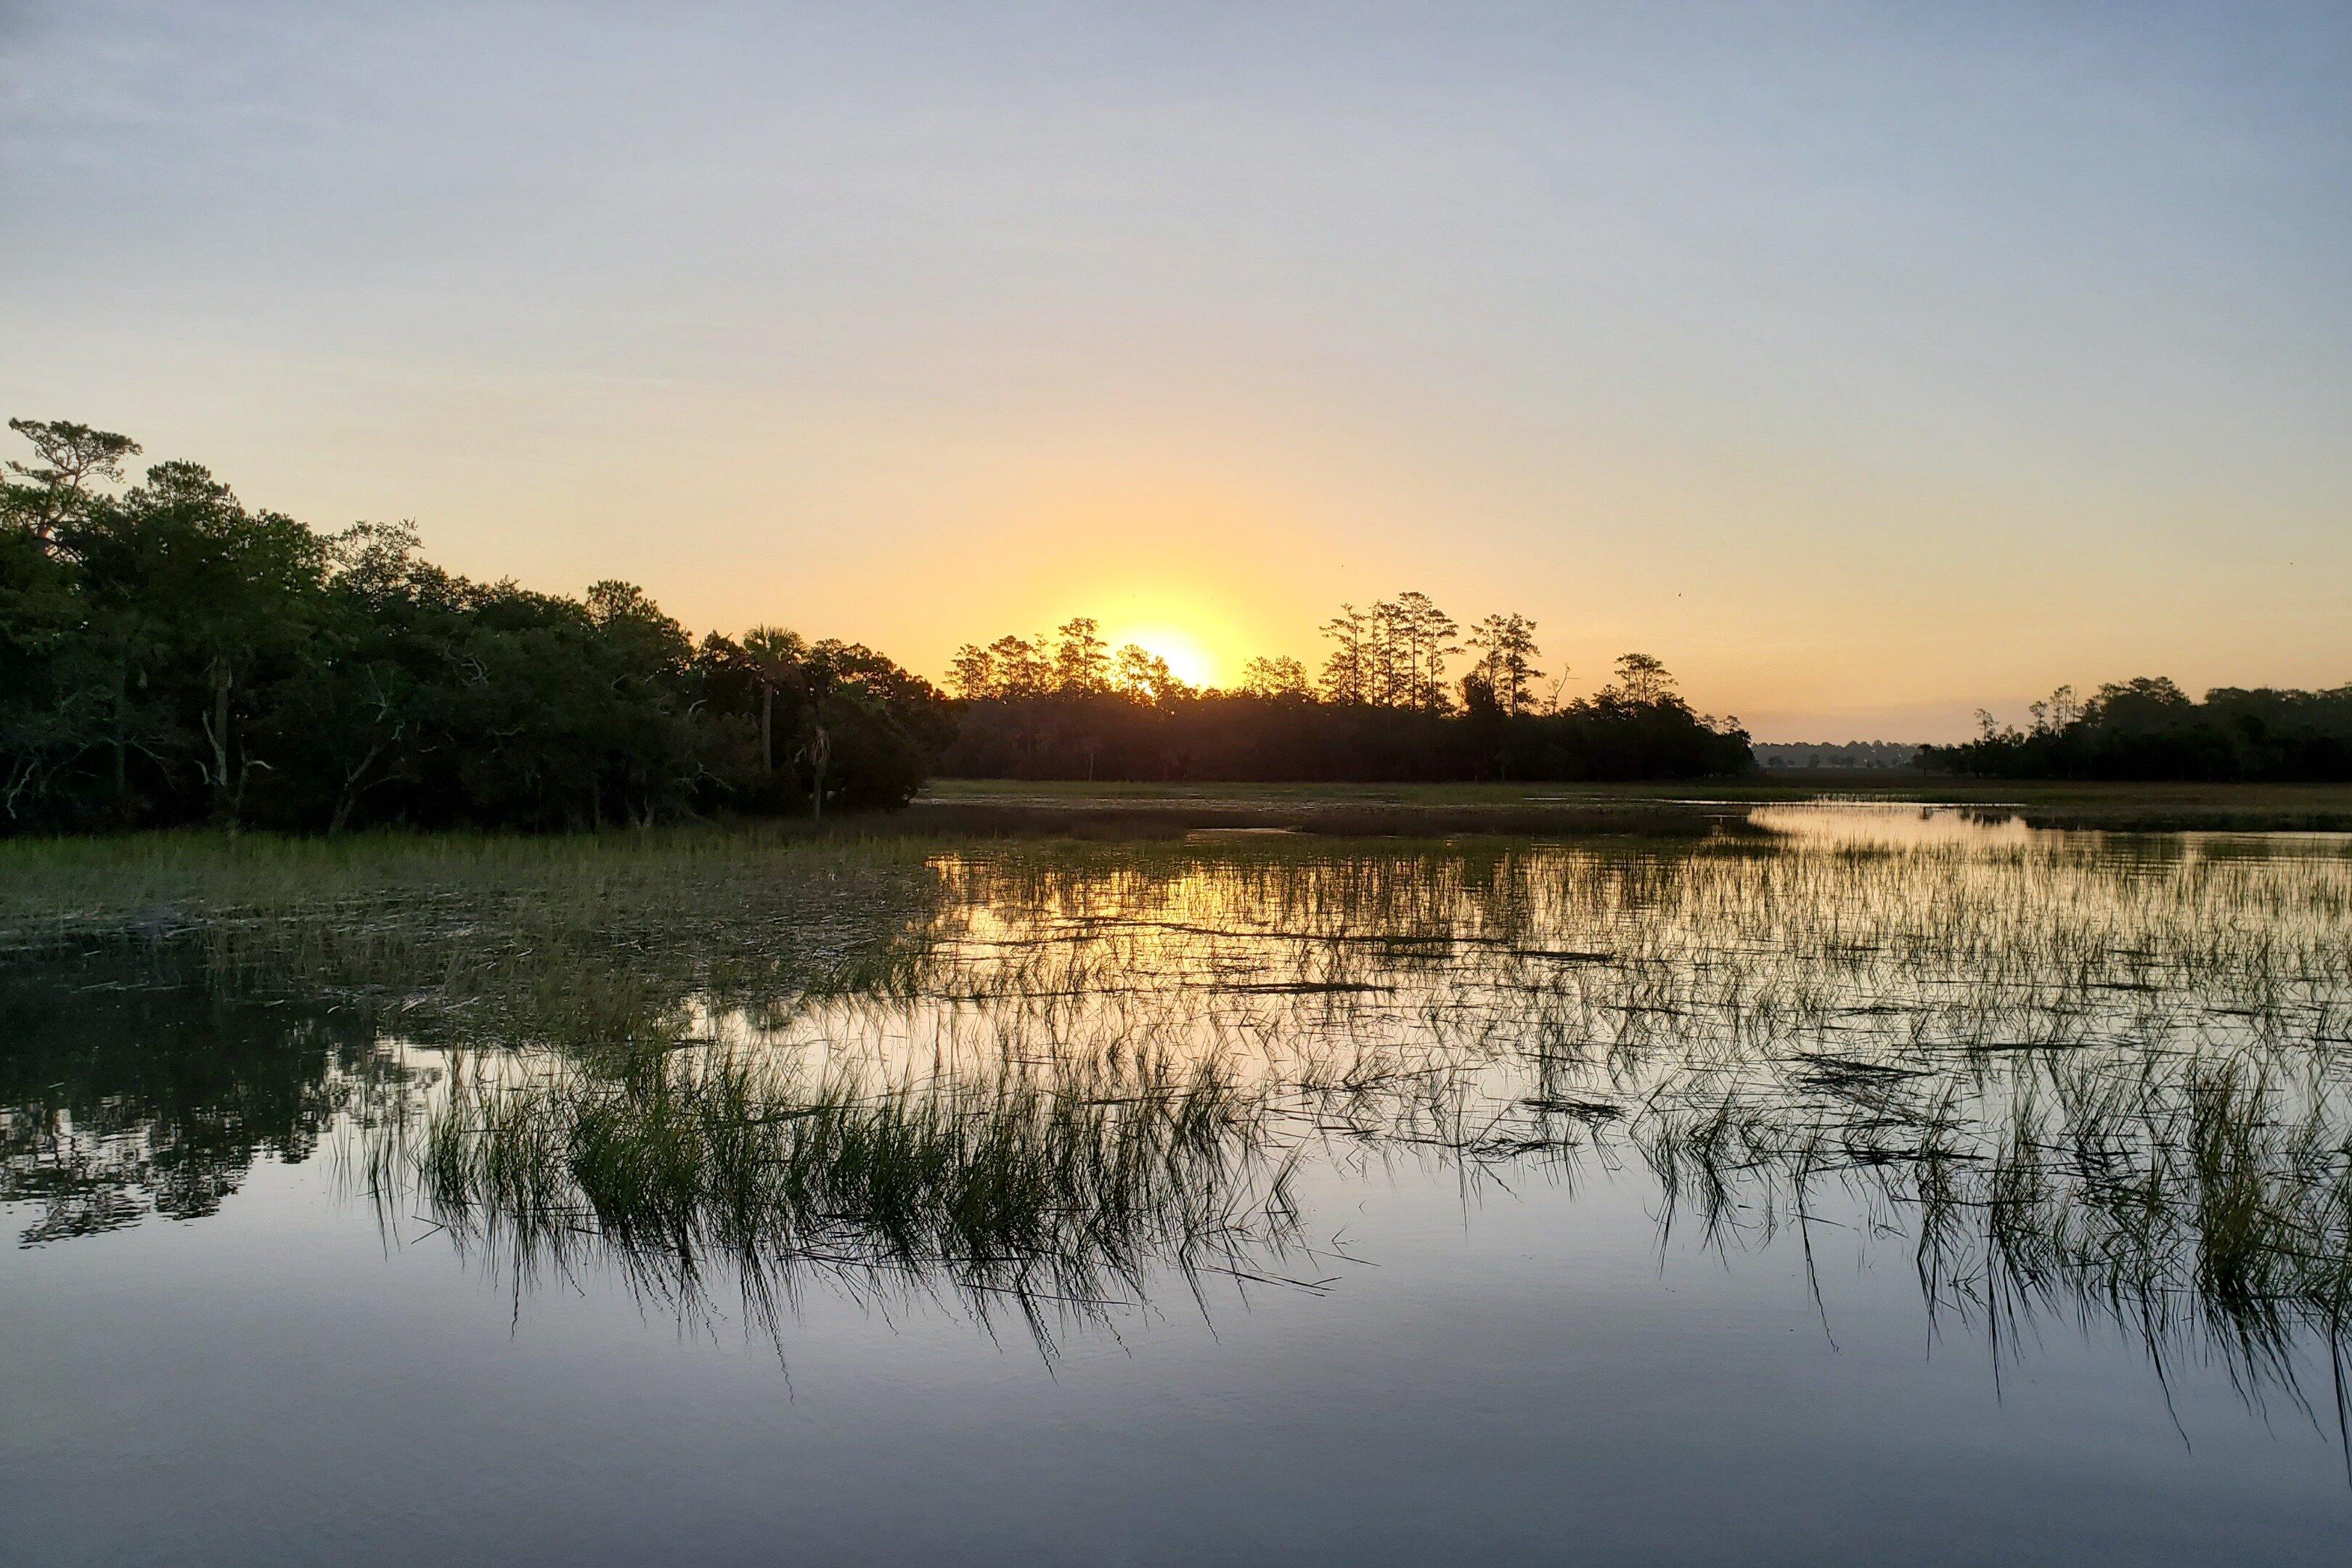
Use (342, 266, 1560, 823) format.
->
(13, 814, 2352, 1398)
(0, 826, 956, 1053)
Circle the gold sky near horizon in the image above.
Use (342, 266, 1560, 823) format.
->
(15, 329, 2348, 742)
(1099, 624, 1222, 690)
(6, 5, 2349, 740)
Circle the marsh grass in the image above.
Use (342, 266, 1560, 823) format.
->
(0, 827, 953, 1053)
(13, 817, 2352, 1401)
(390, 1041, 1304, 1349)
(920, 776, 2352, 833)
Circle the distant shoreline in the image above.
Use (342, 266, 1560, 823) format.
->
(912, 778, 2352, 836)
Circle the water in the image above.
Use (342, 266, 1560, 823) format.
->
(7, 806, 2352, 1564)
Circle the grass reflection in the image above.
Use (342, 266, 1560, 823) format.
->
(9, 822, 2352, 1413)
(396, 1042, 1304, 1349)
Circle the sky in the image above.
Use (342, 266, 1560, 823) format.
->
(4, 1, 2348, 740)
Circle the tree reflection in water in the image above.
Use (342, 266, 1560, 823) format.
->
(9, 825, 2352, 1430)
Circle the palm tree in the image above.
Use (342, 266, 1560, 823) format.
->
(740, 626, 809, 777)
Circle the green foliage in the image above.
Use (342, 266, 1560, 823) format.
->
(0, 420, 945, 833)
(3, 416, 1749, 817)
(1926, 677, 2352, 782)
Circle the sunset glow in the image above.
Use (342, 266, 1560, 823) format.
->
(12, 8, 2352, 1559)
(7, 6, 2351, 740)
(1108, 626, 1220, 691)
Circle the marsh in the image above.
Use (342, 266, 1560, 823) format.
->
(7, 804, 2352, 1564)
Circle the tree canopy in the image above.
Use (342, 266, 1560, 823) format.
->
(2, 418, 1765, 831)
(1924, 679, 2352, 782)
(0, 421, 942, 832)
(942, 604, 1752, 783)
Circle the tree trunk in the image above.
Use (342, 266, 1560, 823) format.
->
(808, 724, 830, 821)
(110, 666, 129, 818)
(330, 740, 386, 834)
(203, 658, 238, 832)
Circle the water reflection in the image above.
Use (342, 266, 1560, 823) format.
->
(0, 963, 403, 1244)
(9, 820, 2352, 1421)
(1750, 799, 2039, 847)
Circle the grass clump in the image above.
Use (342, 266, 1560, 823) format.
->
(399, 1042, 1304, 1347)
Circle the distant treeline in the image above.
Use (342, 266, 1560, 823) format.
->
(0, 420, 945, 833)
(1923, 680, 2352, 782)
(942, 613, 1753, 783)
(1752, 740, 1922, 771)
(2, 419, 1752, 835)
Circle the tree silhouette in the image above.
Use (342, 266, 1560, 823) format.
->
(1605, 652, 1675, 705)
(944, 614, 1752, 784)
(740, 626, 811, 777)
(1927, 677, 2352, 782)
(1053, 618, 1110, 694)
(1, 417, 1794, 824)
(1241, 655, 1310, 698)
(1114, 644, 1191, 706)
(1467, 613, 1541, 716)
(1319, 603, 1371, 705)
(2, 417, 142, 547)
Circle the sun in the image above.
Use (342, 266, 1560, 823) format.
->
(1108, 625, 1218, 690)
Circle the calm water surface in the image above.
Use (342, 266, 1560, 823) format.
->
(8, 805, 2352, 1564)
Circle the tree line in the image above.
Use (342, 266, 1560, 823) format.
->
(943, 611, 1752, 782)
(1922, 678, 2352, 782)
(0, 420, 944, 832)
(1752, 740, 1922, 771)
(1, 417, 1757, 836)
